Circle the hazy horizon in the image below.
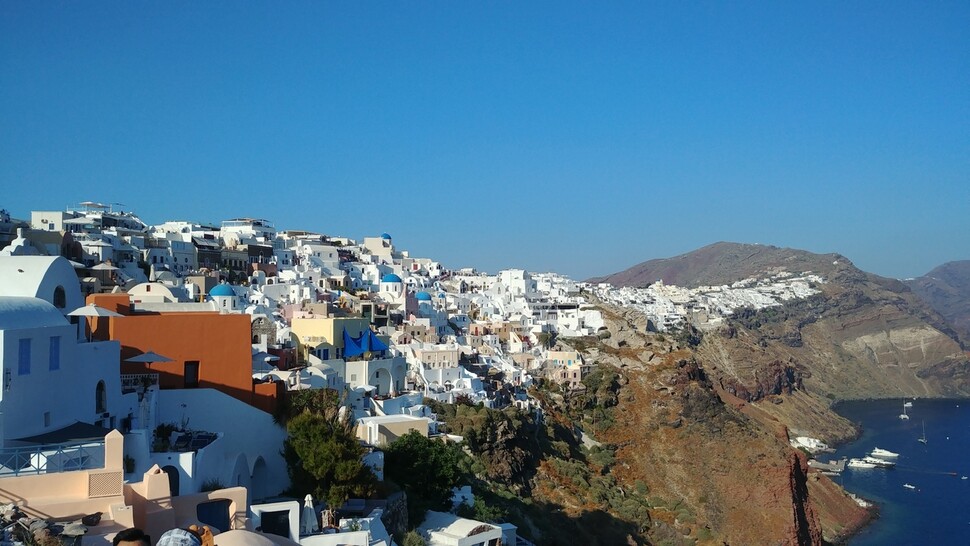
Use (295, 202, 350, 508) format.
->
(3, 3, 968, 280)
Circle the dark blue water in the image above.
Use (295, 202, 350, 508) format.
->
(832, 399, 970, 545)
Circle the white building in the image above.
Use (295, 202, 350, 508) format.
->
(0, 256, 138, 447)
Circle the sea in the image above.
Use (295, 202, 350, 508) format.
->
(831, 398, 970, 545)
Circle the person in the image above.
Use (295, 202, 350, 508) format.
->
(155, 528, 201, 546)
(112, 528, 150, 546)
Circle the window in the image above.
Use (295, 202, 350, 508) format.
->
(49, 336, 60, 370)
(351, 374, 357, 382)
(18, 339, 30, 375)
(53, 286, 66, 309)
(185, 361, 200, 388)
(96, 381, 107, 413)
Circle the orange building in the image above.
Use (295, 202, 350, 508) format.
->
(87, 293, 282, 413)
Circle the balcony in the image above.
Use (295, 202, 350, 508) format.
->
(0, 440, 106, 477)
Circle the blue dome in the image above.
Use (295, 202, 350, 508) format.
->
(209, 283, 235, 297)
(381, 273, 402, 283)
(437, 293, 446, 298)
(415, 291, 432, 301)
(380, 233, 392, 240)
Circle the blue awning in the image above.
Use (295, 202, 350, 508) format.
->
(368, 330, 389, 352)
(343, 327, 388, 358)
(343, 327, 367, 358)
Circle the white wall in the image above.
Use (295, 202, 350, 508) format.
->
(0, 324, 137, 446)
(156, 389, 289, 499)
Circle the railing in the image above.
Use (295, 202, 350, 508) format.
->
(121, 373, 159, 394)
(0, 440, 106, 477)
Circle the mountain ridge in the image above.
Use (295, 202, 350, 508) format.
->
(587, 241, 848, 288)
(904, 260, 970, 346)
(587, 241, 970, 429)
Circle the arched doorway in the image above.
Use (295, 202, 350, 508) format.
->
(250, 456, 270, 502)
(161, 465, 180, 496)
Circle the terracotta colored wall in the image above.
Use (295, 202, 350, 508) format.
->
(87, 294, 279, 413)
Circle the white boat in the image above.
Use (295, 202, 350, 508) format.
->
(848, 458, 876, 469)
(904, 401, 913, 408)
(862, 456, 895, 468)
(918, 421, 927, 445)
(899, 403, 910, 420)
(903, 483, 917, 490)
(870, 447, 899, 458)
(961, 476, 968, 480)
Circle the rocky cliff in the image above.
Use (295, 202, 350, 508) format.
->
(572, 304, 870, 544)
(591, 243, 970, 440)
(904, 260, 970, 346)
(554, 243, 970, 543)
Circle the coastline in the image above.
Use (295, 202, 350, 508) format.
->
(821, 397, 970, 545)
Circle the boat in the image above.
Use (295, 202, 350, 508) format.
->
(870, 447, 899, 458)
(904, 401, 913, 408)
(918, 421, 927, 445)
(861, 456, 895, 468)
(962, 476, 968, 480)
(903, 483, 917, 490)
(848, 458, 877, 469)
(899, 402, 910, 420)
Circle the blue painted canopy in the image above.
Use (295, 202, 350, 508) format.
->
(343, 327, 389, 358)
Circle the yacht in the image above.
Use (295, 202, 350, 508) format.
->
(903, 483, 917, 490)
(848, 458, 876, 469)
(861, 456, 895, 468)
(899, 402, 910, 420)
(870, 447, 899, 458)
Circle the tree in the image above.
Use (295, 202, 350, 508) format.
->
(283, 411, 375, 507)
(401, 530, 426, 546)
(384, 432, 470, 525)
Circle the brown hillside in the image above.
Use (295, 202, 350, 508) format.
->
(905, 260, 970, 346)
(552, 305, 870, 545)
(587, 242, 846, 288)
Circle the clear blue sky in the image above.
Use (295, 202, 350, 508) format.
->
(2, 2, 968, 280)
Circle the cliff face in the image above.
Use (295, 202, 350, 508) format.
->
(593, 242, 970, 439)
(698, 267, 970, 405)
(550, 305, 867, 545)
(570, 241, 970, 543)
(905, 260, 970, 346)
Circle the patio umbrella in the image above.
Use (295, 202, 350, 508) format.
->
(88, 262, 118, 271)
(67, 303, 123, 318)
(67, 304, 123, 341)
(300, 494, 319, 536)
(125, 350, 174, 365)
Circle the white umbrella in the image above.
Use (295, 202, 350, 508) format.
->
(89, 262, 118, 271)
(125, 350, 174, 364)
(67, 303, 123, 318)
(300, 494, 319, 536)
(67, 304, 123, 341)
